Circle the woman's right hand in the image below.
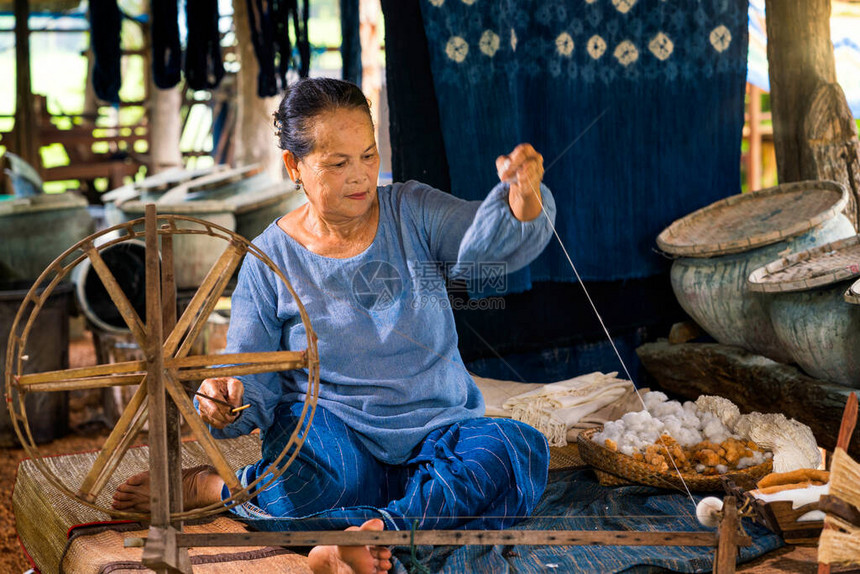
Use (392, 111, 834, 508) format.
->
(196, 377, 245, 429)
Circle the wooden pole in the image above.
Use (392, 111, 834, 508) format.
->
(13, 0, 39, 171)
(140, 205, 191, 574)
(160, 227, 185, 534)
(748, 84, 762, 192)
(764, 0, 836, 184)
(715, 496, 741, 574)
(231, 0, 283, 180)
(764, 0, 860, 229)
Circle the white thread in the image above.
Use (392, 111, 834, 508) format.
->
(525, 129, 698, 511)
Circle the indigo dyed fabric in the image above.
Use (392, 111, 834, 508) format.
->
(185, 0, 225, 90)
(384, 469, 783, 573)
(151, 0, 181, 89)
(89, 0, 122, 103)
(420, 0, 749, 291)
(381, 0, 452, 193)
(245, 0, 310, 97)
(208, 181, 556, 464)
(340, 0, 362, 86)
(228, 403, 549, 531)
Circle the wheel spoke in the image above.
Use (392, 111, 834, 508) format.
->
(85, 244, 147, 346)
(16, 360, 146, 388)
(78, 380, 149, 502)
(162, 373, 242, 493)
(164, 350, 308, 382)
(22, 374, 145, 393)
(163, 242, 246, 359)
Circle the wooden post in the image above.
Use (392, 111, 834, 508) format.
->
(748, 84, 762, 192)
(764, 0, 860, 229)
(149, 86, 183, 174)
(360, 0, 382, 138)
(803, 83, 860, 229)
(146, 14, 182, 175)
(764, 0, 836, 183)
(13, 0, 39, 171)
(231, 0, 283, 180)
(160, 226, 185, 536)
(715, 496, 740, 574)
(141, 206, 191, 574)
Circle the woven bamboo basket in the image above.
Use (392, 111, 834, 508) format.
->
(748, 234, 860, 387)
(577, 428, 774, 492)
(657, 181, 849, 258)
(748, 234, 860, 293)
(847, 278, 860, 305)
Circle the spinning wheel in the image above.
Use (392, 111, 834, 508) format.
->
(4, 205, 319, 523)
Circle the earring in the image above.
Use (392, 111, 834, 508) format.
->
(294, 178, 303, 192)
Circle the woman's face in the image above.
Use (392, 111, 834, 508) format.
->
(287, 107, 380, 223)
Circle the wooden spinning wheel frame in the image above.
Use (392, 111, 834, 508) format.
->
(4, 205, 320, 522)
(5, 205, 752, 573)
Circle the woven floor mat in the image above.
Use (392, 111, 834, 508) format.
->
(13, 434, 263, 574)
(61, 517, 310, 574)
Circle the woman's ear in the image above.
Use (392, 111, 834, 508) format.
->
(282, 150, 301, 183)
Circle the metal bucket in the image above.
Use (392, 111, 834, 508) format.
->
(73, 240, 148, 334)
(0, 194, 94, 283)
(0, 281, 73, 446)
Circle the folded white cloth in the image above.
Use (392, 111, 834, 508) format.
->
(499, 371, 635, 447)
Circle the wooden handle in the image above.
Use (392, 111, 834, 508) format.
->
(836, 392, 858, 451)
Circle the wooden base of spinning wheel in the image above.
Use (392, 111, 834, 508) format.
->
(4, 204, 320, 573)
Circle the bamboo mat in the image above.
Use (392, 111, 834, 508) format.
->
(61, 517, 311, 574)
(15, 431, 582, 573)
(13, 434, 263, 574)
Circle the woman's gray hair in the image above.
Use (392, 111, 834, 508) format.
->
(273, 78, 372, 160)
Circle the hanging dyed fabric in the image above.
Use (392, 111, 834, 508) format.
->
(380, 0, 451, 193)
(419, 0, 748, 292)
(151, 0, 182, 89)
(89, 0, 122, 103)
(340, 0, 362, 86)
(185, 0, 225, 90)
(245, 0, 311, 97)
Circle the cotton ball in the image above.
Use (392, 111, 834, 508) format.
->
(643, 391, 668, 411)
(696, 497, 723, 528)
(701, 414, 732, 444)
(715, 464, 728, 474)
(663, 416, 685, 441)
(676, 427, 703, 448)
(622, 410, 654, 431)
(681, 402, 703, 429)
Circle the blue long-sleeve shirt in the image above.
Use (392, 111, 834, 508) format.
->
(212, 180, 556, 464)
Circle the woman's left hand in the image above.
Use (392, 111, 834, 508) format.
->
(496, 143, 545, 221)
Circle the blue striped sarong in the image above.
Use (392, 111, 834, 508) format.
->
(227, 402, 550, 532)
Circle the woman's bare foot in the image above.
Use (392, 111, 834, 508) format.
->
(307, 518, 393, 574)
(112, 465, 225, 512)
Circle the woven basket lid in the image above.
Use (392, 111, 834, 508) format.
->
(748, 234, 860, 293)
(657, 180, 848, 257)
(846, 278, 860, 305)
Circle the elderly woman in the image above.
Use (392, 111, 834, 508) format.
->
(114, 77, 556, 573)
